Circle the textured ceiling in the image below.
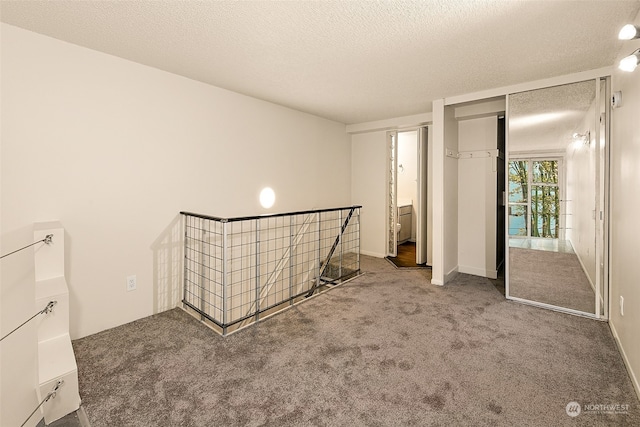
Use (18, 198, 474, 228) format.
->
(509, 80, 598, 151)
(1, 1, 639, 124)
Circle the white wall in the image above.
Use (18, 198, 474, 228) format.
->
(610, 15, 640, 397)
(350, 131, 387, 257)
(350, 119, 433, 259)
(565, 101, 598, 288)
(457, 116, 497, 278)
(1, 23, 351, 339)
(397, 131, 418, 240)
(0, 238, 39, 427)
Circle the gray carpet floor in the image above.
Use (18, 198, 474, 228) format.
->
(72, 256, 638, 426)
(509, 247, 596, 314)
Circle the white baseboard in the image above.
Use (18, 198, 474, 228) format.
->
(459, 265, 498, 279)
(361, 250, 386, 258)
(569, 239, 606, 314)
(609, 321, 640, 401)
(569, 238, 596, 292)
(444, 266, 459, 284)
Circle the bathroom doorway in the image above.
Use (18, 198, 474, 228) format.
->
(386, 127, 431, 267)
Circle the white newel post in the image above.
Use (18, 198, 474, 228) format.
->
(33, 222, 81, 424)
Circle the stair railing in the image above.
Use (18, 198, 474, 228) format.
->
(307, 207, 356, 297)
(0, 234, 53, 259)
(244, 212, 318, 319)
(0, 235, 57, 343)
(0, 301, 57, 343)
(181, 205, 361, 335)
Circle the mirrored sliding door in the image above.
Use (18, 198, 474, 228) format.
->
(506, 78, 609, 318)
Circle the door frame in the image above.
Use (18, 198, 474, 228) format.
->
(386, 131, 398, 257)
(386, 127, 430, 264)
(416, 127, 429, 264)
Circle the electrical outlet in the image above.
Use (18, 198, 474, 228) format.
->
(620, 296, 624, 316)
(127, 275, 137, 292)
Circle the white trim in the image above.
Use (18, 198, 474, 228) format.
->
(568, 238, 597, 294)
(445, 67, 612, 105)
(346, 112, 433, 134)
(458, 265, 498, 279)
(431, 99, 445, 285)
(594, 78, 602, 319)
(360, 250, 386, 258)
(609, 321, 640, 400)
(509, 149, 566, 158)
(603, 76, 611, 321)
(506, 295, 603, 319)
(505, 96, 511, 299)
(444, 266, 459, 284)
(454, 99, 506, 120)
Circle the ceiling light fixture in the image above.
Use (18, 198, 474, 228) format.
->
(509, 111, 571, 129)
(572, 131, 590, 147)
(619, 49, 640, 72)
(618, 24, 640, 40)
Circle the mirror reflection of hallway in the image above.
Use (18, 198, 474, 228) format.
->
(509, 238, 594, 313)
(506, 79, 609, 317)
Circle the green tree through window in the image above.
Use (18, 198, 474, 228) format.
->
(509, 160, 560, 238)
(508, 161, 528, 236)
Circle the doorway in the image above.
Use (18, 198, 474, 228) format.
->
(386, 127, 430, 267)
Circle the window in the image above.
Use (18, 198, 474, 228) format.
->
(509, 159, 561, 238)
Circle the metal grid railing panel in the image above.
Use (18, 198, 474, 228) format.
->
(181, 206, 360, 334)
(225, 220, 257, 325)
(183, 216, 225, 325)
